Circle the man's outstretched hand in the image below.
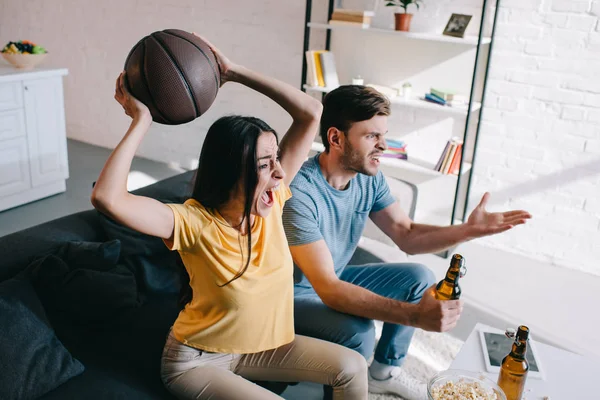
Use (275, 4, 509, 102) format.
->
(466, 192, 531, 237)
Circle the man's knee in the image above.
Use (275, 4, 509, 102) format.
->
(411, 263, 436, 287)
(340, 319, 376, 360)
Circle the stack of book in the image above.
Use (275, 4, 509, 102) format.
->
(434, 137, 463, 175)
(383, 139, 407, 160)
(424, 88, 468, 107)
(329, 9, 374, 28)
(305, 50, 339, 89)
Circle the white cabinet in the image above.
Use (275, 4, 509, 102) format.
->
(0, 67, 69, 212)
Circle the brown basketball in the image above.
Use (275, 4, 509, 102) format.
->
(124, 29, 220, 125)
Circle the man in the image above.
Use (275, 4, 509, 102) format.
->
(282, 85, 531, 399)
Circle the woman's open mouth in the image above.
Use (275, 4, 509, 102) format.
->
(260, 184, 279, 207)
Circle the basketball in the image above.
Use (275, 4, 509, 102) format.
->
(124, 29, 220, 125)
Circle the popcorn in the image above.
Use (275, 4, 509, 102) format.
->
(430, 379, 499, 400)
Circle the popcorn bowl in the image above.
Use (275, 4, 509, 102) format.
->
(428, 369, 506, 400)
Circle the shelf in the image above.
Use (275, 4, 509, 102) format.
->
(307, 22, 491, 46)
(310, 142, 471, 185)
(303, 85, 482, 116)
(303, 85, 332, 93)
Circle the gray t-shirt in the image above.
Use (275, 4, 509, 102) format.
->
(282, 154, 395, 288)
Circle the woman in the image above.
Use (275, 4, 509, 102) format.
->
(91, 36, 368, 399)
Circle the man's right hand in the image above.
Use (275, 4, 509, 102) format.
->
(413, 285, 463, 332)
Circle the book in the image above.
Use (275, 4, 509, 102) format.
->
(424, 93, 446, 105)
(442, 142, 458, 174)
(305, 51, 318, 87)
(430, 88, 467, 102)
(448, 143, 463, 175)
(313, 51, 326, 87)
(387, 147, 407, 153)
(386, 138, 406, 148)
(331, 11, 372, 24)
(319, 52, 340, 89)
(329, 19, 370, 28)
(382, 151, 408, 159)
(428, 92, 446, 103)
(331, 8, 375, 17)
(434, 141, 451, 171)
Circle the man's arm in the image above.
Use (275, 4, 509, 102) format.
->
(370, 193, 531, 255)
(289, 240, 462, 332)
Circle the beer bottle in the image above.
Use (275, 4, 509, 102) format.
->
(435, 253, 466, 300)
(497, 325, 530, 400)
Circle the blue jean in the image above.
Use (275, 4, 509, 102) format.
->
(294, 262, 435, 367)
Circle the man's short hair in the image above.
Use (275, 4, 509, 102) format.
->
(320, 85, 391, 152)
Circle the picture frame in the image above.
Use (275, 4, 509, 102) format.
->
(443, 13, 473, 38)
(478, 326, 545, 380)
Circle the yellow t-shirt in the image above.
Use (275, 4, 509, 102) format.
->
(164, 184, 294, 354)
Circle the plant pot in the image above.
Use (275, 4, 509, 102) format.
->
(394, 13, 413, 31)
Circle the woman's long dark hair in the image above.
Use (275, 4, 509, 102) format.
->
(183, 115, 278, 298)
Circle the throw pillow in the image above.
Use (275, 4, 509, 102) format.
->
(98, 210, 183, 294)
(0, 278, 84, 400)
(28, 240, 139, 325)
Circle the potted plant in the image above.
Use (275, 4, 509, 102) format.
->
(385, 0, 423, 31)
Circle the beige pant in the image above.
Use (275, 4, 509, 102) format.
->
(160, 331, 368, 399)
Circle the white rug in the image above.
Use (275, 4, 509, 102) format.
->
(369, 325, 464, 400)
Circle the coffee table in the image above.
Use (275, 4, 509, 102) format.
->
(451, 323, 598, 399)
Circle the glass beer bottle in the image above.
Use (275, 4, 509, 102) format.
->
(497, 325, 530, 400)
(435, 253, 466, 300)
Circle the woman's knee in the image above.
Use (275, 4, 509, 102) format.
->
(330, 346, 369, 389)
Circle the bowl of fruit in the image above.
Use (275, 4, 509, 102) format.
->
(2, 40, 48, 70)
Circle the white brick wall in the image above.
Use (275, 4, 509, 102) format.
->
(1, 0, 598, 276)
(471, 0, 600, 277)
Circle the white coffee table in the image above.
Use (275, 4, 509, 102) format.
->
(451, 323, 598, 399)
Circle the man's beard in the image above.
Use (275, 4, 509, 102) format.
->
(340, 141, 377, 176)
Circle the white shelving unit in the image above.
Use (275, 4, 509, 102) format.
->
(307, 22, 492, 46)
(303, 85, 482, 116)
(301, 1, 499, 234)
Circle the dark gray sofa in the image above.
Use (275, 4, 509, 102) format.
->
(0, 168, 405, 399)
(0, 171, 198, 399)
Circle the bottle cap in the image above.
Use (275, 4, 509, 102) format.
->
(516, 325, 530, 341)
(451, 254, 467, 277)
(505, 328, 516, 339)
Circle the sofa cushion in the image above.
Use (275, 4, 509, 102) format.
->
(97, 171, 196, 295)
(28, 240, 139, 326)
(0, 278, 84, 400)
(99, 213, 182, 294)
(43, 293, 181, 400)
(0, 210, 105, 282)
(39, 362, 175, 400)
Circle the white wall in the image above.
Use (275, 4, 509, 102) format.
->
(0, 0, 310, 170)
(1, 0, 599, 276)
(473, 0, 600, 277)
